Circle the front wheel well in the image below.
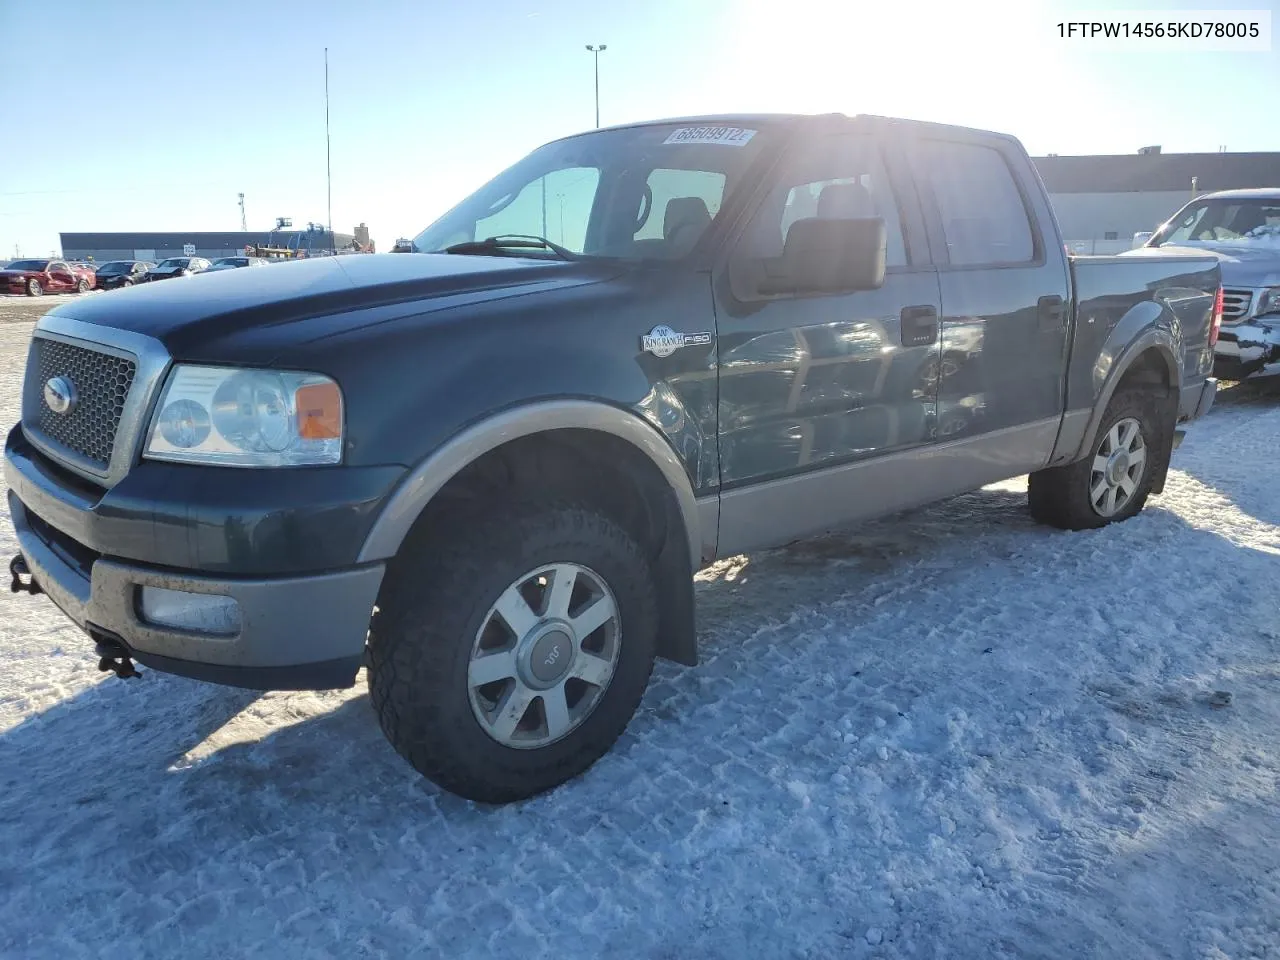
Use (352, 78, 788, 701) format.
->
(389, 429, 698, 666)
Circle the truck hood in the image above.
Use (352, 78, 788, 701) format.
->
(1122, 242, 1280, 287)
(43, 253, 608, 355)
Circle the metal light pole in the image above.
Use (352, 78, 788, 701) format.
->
(585, 44, 607, 128)
(324, 47, 333, 253)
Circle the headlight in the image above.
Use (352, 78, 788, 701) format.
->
(1256, 287, 1280, 317)
(144, 365, 343, 466)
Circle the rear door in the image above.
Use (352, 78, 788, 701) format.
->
(908, 136, 1071, 450)
(713, 129, 941, 487)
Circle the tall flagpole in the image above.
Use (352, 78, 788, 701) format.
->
(325, 47, 333, 253)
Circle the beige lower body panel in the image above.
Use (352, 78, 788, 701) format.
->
(715, 417, 1061, 559)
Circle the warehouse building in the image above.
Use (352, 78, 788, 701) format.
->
(60, 224, 370, 263)
(1032, 150, 1280, 254)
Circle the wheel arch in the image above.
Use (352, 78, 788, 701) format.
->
(357, 400, 705, 666)
(1071, 330, 1180, 465)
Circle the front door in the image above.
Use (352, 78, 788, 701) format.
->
(712, 132, 941, 489)
(46, 262, 75, 292)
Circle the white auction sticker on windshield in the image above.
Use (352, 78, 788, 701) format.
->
(662, 126, 757, 147)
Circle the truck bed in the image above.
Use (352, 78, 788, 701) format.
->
(1065, 252, 1220, 416)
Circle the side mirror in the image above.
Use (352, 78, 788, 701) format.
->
(766, 217, 887, 295)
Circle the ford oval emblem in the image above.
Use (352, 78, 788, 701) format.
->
(43, 376, 77, 416)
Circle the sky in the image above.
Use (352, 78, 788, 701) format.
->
(1, 0, 1277, 257)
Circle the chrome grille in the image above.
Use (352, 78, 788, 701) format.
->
(1221, 288, 1254, 322)
(26, 337, 136, 468)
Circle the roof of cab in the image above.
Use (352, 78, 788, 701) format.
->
(549, 112, 1022, 146)
(1197, 187, 1280, 200)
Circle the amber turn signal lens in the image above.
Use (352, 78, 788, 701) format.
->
(296, 382, 343, 440)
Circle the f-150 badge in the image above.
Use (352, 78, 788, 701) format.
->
(641, 325, 713, 358)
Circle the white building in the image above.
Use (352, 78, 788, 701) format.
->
(1031, 150, 1280, 254)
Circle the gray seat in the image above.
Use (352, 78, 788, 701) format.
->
(663, 197, 713, 255)
(817, 181, 875, 219)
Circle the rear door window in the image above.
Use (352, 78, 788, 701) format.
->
(916, 140, 1035, 266)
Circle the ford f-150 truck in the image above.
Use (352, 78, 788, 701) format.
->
(5, 113, 1221, 803)
(1124, 188, 1280, 381)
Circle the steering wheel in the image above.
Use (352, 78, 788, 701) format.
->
(633, 184, 654, 233)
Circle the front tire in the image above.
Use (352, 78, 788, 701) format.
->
(1029, 388, 1163, 530)
(76, 279, 89, 294)
(25, 279, 42, 297)
(367, 501, 658, 803)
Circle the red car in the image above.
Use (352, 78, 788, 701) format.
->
(1, 259, 96, 297)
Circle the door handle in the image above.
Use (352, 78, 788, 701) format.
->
(1038, 295, 1067, 330)
(900, 304, 939, 347)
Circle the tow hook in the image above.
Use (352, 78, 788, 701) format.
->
(94, 636, 141, 680)
(9, 555, 42, 596)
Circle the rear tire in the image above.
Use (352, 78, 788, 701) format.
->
(25, 279, 42, 297)
(1029, 388, 1163, 531)
(366, 500, 658, 804)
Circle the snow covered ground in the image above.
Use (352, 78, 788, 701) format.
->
(2, 315, 1279, 959)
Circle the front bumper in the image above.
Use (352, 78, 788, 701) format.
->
(1215, 318, 1280, 378)
(4, 426, 402, 690)
(10, 491, 384, 689)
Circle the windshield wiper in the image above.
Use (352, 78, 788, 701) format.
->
(441, 234, 579, 261)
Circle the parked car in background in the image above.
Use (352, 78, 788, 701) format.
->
(94, 260, 155, 290)
(0, 259, 95, 296)
(143, 257, 211, 282)
(1126, 188, 1280, 379)
(205, 256, 269, 272)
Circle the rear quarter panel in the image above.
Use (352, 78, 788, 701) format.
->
(1066, 254, 1218, 414)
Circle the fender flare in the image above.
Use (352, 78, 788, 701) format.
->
(1071, 328, 1181, 463)
(357, 399, 701, 570)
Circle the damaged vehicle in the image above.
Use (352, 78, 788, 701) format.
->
(7, 113, 1221, 803)
(1128, 188, 1280, 380)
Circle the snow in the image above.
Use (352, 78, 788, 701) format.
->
(3, 316, 1280, 958)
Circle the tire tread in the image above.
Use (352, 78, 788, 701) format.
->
(367, 500, 657, 803)
(1029, 388, 1163, 531)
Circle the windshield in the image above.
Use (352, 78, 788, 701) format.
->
(412, 122, 773, 261)
(6, 259, 48, 271)
(155, 258, 189, 269)
(213, 258, 247, 267)
(97, 261, 132, 275)
(1153, 198, 1280, 246)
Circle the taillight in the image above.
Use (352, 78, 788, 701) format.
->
(1209, 286, 1223, 348)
